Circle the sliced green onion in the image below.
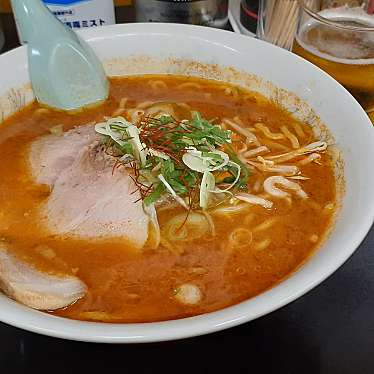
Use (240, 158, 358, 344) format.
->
(148, 148, 170, 160)
(94, 112, 249, 209)
(182, 148, 229, 173)
(143, 203, 161, 249)
(158, 174, 189, 210)
(126, 125, 147, 167)
(95, 117, 132, 147)
(200, 171, 215, 210)
(212, 161, 241, 193)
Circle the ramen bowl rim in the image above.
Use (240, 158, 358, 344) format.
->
(0, 23, 373, 343)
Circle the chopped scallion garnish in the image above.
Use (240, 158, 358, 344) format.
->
(94, 113, 250, 210)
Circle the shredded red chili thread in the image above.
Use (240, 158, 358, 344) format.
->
(103, 116, 206, 208)
(177, 183, 200, 231)
(128, 161, 154, 202)
(111, 159, 122, 176)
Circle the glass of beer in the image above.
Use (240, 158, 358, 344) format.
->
(293, 0, 374, 116)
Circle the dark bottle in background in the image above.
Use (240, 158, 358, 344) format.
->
(0, 18, 4, 52)
(114, 0, 135, 24)
(135, 0, 229, 29)
(240, 0, 259, 34)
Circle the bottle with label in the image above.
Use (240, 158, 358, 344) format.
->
(42, 0, 116, 30)
(1, 0, 132, 50)
(136, 0, 229, 29)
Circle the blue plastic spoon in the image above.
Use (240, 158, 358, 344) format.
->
(11, 0, 109, 110)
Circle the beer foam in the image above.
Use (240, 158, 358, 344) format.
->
(296, 37, 374, 65)
(297, 7, 374, 65)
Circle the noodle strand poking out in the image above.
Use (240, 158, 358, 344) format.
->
(127, 108, 145, 123)
(280, 126, 300, 149)
(77, 312, 123, 322)
(247, 160, 299, 176)
(261, 139, 290, 152)
(163, 213, 212, 243)
(243, 94, 258, 103)
(177, 102, 191, 111)
(233, 116, 245, 126)
(202, 211, 216, 237)
(145, 103, 175, 118)
(112, 108, 126, 117)
(253, 218, 278, 233)
(148, 80, 168, 90)
(212, 202, 252, 217)
(222, 86, 240, 100)
(160, 237, 184, 255)
(137, 101, 155, 109)
(143, 204, 160, 250)
(309, 234, 319, 243)
(292, 122, 306, 138)
(266, 141, 328, 164)
(178, 82, 202, 90)
(228, 228, 253, 250)
(242, 146, 270, 159)
(33, 108, 50, 117)
(264, 176, 308, 199)
(254, 238, 272, 251)
(299, 153, 322, 165)
(257, 156, 274, 167)
(307, 200, 322, 211)
(324, 203, 335, 214)
(288, 175, 310, 180)
(119, 97, 128, 109)
(265, 165, 299, 176)
(255, 123, 285, 140)
(223, 118, 260, 145)
(236, 141, 248, 154)
(236, 192, 273, 209)
(244, 213, 255, 225)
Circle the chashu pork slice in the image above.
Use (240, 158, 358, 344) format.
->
(31, 125, 150, 248)
(0, 244, 86, 310)
(29, 125, 98, 186)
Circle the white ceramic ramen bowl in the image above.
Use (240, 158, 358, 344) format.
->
(0, 23, 373, 343)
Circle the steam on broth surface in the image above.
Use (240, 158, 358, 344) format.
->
(0, 75, 336, 322)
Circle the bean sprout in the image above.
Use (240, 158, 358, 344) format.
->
(266, 141, 327, 164)
(235, 193, 273, 209)
(223, 118, 260, 145)
(264, 176, 308, 199)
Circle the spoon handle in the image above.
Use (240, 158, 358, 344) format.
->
(11, 0, 63, 44)
(10, 0, 109, 110)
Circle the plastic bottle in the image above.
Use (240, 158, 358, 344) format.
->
(42, 0, 116, 30)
